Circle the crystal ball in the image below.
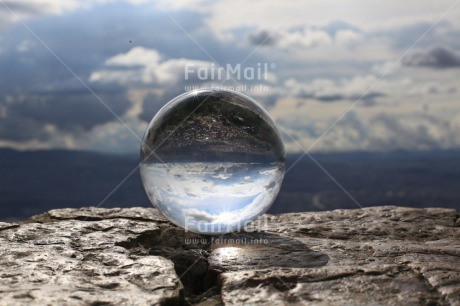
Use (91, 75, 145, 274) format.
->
(140, 89, 285, 234)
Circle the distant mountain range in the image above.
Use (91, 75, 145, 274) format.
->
(1, 148, 459, 221)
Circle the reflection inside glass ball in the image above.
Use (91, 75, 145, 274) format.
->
(140, 89, 285, 234)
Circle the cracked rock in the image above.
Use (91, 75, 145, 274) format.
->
(0, 206, 459, 305)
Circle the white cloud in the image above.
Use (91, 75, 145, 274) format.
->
(277, 29, 333, 49)
(105, 47, 161, 67)
(0, 0, 87, 29)
(198, 0, 460, 38)
(284, 75, 384, 103)
(270, 68, 460, 152)
(140, 161, 284, 232)
(279, 107, 460, 153)
(4, 0, 82, 15)
(248, 27, 364, 50)
(371, 61, 401, 76)
(90, 47, 215, 87)
(77, 118, 147, 154)
(1, 0, 460, 154)
(335, 30, 362, 46)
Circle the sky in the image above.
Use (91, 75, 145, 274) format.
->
(140, 162, 284, 233)
(1, 0, 460, 154)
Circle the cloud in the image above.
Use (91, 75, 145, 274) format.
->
(105, 47, 162, 67)
(376, 21, 455, 50)
(281, 109, 460, 153)
(0, 1, 226, 149)
(277, 29, 333, 49)
(285, 76, 385, 105)
(335, 30, 362, 46)
(202, 0, 460, 42)
(367, 113, 442, 150)
(246, 21, 364, 52)
(371, 61, 401, 76)
(89, 47, 220, 122)
(0, 0, 79, 16)
(321, 20, 360, 37)
(0, 88, 130, 142)
(182, 208, 219, 222)
(0, 0, 157, 29)
(76, 118, 147, 154)
(90, 46, 229, 88)
(247, 27, 334, 49)
(0, 0, 87, 30)
(248, 30, 278, 46)
(402, 46, 460, 69)
(140, 91, 178, 122)
(1, 0, 460, 154)
(91, 46, 280, 122)
(315, 92, 385, 105)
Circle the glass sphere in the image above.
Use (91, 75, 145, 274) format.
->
(140, 89, 285, 234)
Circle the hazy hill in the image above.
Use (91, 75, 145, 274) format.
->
(1, 148, 459, 221)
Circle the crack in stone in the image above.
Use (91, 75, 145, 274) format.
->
(0, 224, 20, 231)
(22, 214, 169, 224)
(2, 206, 459, 305)
(454, 214, 460, 227)
(114, 227, 219, 304)
(410, 266, 449, 306)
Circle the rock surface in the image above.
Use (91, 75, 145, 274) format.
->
(0, 206, 458, 305)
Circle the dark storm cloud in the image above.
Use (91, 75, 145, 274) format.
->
(140, 91, 173, 123)
(402, 46, 460, 69)
(0, 2, 272, 144)
(0, 41, 131, 141)
(248, 30, 278, 46)
(0, 0, 59, 29)
(0, 114, 50, 142)
(247, 20, 361, 47)
(13, 93, 128, 131)
(295, 90, 385, 105)
(0, 2, 212, 93)
(0, 1, 47, 15)
(0, 87, 130, 141)
(328, 92, 385, 105)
